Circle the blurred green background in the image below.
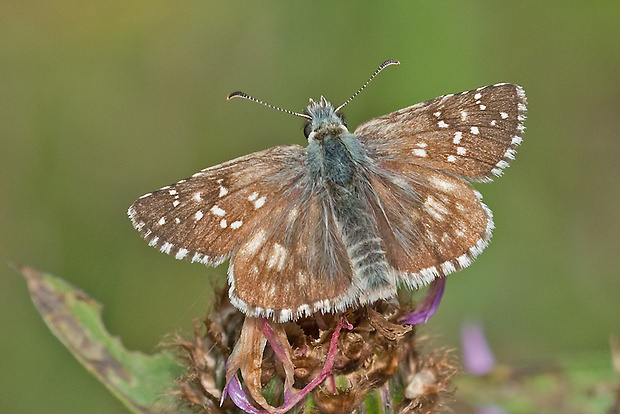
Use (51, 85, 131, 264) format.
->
(1, 1, 619, 413)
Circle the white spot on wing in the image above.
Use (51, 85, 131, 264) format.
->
(267, 243, 289, 271)
(287, 207, 299, 222)
(243, 229, 266, 255)
(160, 242, 173, 254)
(457, 147, 467, 155)
(220, 219, 227, 228)
(441, 261, 456, 274)
(438, 120, 449, 128)
(158, 217, 166, 225)
(453, 131, 462, 144)
(253, 196, 266, 209)
(193, 192, 202, 202)
(230, 220, 243, 229)
(418, 266, 439, 285)
(500, 112, 509, 119)
(496, 160, 509, 169)
(470, 238, 487, 256)
(424, 196, 448, 221)
(428, 175, 456, 192)
(413, 148, 427, 157)
(195, 210, 204, 221)
(248, 192, 259, 202)
(210, 205, 226, 216)
(447, 155, 456, 162)
(218, 186, 228, 197)
(470, 126, 480, 134)
(457, 254, 471, 268)
(278, 309, 292, 323)
(297, 271, 309, 287)
(297, 303, 311, 319)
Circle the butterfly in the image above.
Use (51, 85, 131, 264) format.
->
(128, 60, 527, 322)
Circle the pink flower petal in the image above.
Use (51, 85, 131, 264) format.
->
(400, 278, 446, 325)
(461, 320, 495, 376)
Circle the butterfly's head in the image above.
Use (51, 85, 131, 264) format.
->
(304, 96, 348, 143)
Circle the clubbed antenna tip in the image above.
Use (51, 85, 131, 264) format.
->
(227, 59, 400, 119)
(335, 59, 400, 113)
(227, 91, 311, 119)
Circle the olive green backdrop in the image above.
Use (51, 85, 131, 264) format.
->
(1, 1, 619, 413)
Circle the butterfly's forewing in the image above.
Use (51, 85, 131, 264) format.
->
(128, 145, 307, 266)
(355, 83, 526, 181)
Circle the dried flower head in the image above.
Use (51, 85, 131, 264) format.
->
(173, 286, 458, 414)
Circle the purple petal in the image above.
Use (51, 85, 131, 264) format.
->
(461, 320, 496, 376)
(225, 374, 267, 414)
(476, 405, 508, 414)
(400, 277, 446, 325)
(224, 315, 352, 414)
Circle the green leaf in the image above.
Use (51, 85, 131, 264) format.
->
(16, 265, 190, 414)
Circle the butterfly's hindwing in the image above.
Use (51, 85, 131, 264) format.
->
(363, 161, 492, 288)
(229, 178, 358, 322)
(355, 83, 526, 181)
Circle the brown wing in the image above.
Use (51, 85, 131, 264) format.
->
(129, 144, 358, 322)
(355, 83, 526, 181)
(229, 178, 359, 322)
(128, 145, 308, 266)
(361, 161, 492, 289)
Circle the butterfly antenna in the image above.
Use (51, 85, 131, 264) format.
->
(335, 59, 400, 113)
(227, 91, 312, 120)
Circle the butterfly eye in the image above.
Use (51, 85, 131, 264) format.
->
(303, 122, 312, 138)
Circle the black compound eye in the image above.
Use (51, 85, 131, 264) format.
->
(303, 122, 312, 138)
